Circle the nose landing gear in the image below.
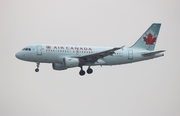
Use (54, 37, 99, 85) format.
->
(35, 62, 40, 72)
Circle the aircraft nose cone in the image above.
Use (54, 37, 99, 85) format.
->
(15, 52, 21, 59)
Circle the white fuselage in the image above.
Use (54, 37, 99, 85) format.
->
(15, 44, 164, 66)
(15, 24, 165, 76)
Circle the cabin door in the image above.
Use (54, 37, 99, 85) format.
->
(37, 45, 42, 55)
(128, 50, 133, 60)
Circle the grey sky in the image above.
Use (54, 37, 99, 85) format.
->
(0, 0, 180, 116)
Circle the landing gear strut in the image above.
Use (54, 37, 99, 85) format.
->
(87, 66, 93, 74)
(79, 66, 85, 76)
(35, 62, 40, 72)
(79, 66, 93, 76)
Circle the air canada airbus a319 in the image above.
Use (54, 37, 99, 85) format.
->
(15, 23, 165, 76)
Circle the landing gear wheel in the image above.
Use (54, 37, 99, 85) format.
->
(35, 62, 40, 72)
(35, 68, 39, 72)
(87, 68, 93, 74)
(79, 65, 85, 76)
(79, 70, 85, 76)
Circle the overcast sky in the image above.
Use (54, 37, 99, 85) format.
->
(0, 0, 180, 116)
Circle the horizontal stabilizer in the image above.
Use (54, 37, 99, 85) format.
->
(142, 50, 165, 56)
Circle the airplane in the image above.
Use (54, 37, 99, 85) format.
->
(15, 23, 165, 76)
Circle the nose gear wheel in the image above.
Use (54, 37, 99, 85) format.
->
(35, 62, 40, 72)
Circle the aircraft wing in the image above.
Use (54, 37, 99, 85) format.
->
(73, 46, 124, 64)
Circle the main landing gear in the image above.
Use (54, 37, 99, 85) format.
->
(79, 66, 93, 76)
(35, 62, 40, 72)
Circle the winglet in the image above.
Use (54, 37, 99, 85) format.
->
(114, 45, 124, 50)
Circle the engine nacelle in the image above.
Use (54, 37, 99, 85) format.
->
(65, 57, 79, 68)
(52, 63, 67, 70)
(52, 57, 79, 70)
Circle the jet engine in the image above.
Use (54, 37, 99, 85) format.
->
(52, 57, 79, 70)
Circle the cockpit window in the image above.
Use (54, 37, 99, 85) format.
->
(22, 48, 31, 51)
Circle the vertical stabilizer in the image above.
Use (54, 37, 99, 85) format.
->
(131, 23, 161, 51)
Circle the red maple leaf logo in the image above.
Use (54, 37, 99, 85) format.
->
(143, 33, 156, 45)
(46, 46, 51, 49)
